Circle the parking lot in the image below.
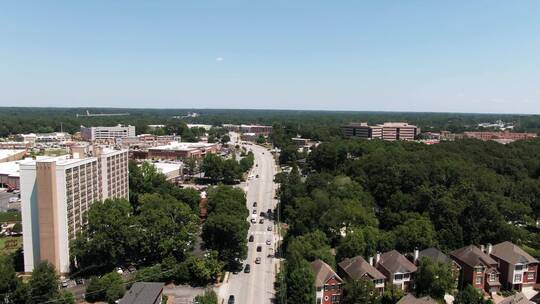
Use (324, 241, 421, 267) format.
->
(0, 192, 20, 212)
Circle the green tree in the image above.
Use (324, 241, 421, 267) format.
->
(415, 257, 455, 299)
(194, 289, 218, 304)
(256, 134, 266, 144)
(336, 230, 367, 262)
(380, 284, 404, 304)
(85, 272, 125, 304)
(0, 254, 22, 303)
(341, 279, 379, 304)
(201, 154, 224, 181)
(285, 259, 315, 304)
(454, 285, 493, 304)
(393, 216, 437, 252)
(221, 134, 231, 145)
(29, 261, 59, 304)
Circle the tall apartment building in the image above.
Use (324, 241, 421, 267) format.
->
(20, 148, 129, 274)
(81, 125, 136, 141)
(342, 122, 419, 141)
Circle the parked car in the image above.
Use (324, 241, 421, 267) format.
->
(249, 235, 254, 242)
(228, 295, 235, 304)
(255, 257, 261, 264)
(244, 264, 251, 273)
(252, 209, 257, 214)
(266, 239, 271, 245)
(259, 219, 264, 224)
(257, 246, 262, 252)
(260, 212, 265, 217)
(256, 174, 259, 178)
(250, 218, 256, 224)
(253, 202, 257, 207)
(267, 208, 272, 214)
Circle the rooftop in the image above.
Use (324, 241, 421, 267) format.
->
(491, 241, 539, 265)
(119, 282, 164, 304)
(450, 245, 498, 267)
(379, 250, 418, 274)
(338, 256, 386, 280)
(0, 149, 25, 160)
(0, 160, 24, 177)
(149, 142, 217, 151)
(311, 259, 342, 288)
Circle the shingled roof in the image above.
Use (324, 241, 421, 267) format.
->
(311, 259, 342, 288)
(418, 247, 452, 264)
(378, 250, 417, 274)
(450, 245, 497, 267)
(491, 241, 539, 265)
(338, 256, 386, 280)
(397, 294, 438, 304)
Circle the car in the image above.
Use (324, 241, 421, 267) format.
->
(228, 295, 235, 304)
(253, 202, 257, 207)
(8, 197, 19, 203)
(260, 212, 265, 217)
(249, 235, 254, 242)
(252, 209, 257, 214)
(75, 278, 84, 285)
(267, 226, 273, 231)
(257, 245, 262, 252)
(256, 174, 259, 178)
(259, 219, 264, 224)
(255, 257, 261, 264)
(266, 239, 271, 245)
(244, 264, 251, 273)
(250, 218, 256, 223)
(267, 208, 272, 214)
(61, 279, 69, 288)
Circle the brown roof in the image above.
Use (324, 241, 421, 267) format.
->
(397, 294, 438, 304)
(338, 256, 386, 280)
(491, 242, 539, 265)
(418, 247, 452, 264)
(378, 250, 417, 274)
(499, 292, 533, 304)
(450, 245, 497, 268)
(311, 259, 342, 288)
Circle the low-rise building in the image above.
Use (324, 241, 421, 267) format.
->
(397, 294, 438, 304)
(490, 242, 538, 292)
(341, 122, 419, 141)
(375, 250, 417, 292)
(119, 282, 164, 304)
(0, 160, 23, 190)
(311, 259, 343, 304)
(450, 245, 501, 294)
(81, 125, 136, 142)
(463, 131, 537, 143)
(338, 256, 386, 294)
(147, 142, 219, 160)
(147, 162, 183, 180)
(15, 132, 71, 144)
(0, 149, 26, 163)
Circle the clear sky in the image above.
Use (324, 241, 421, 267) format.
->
(1, 1, 540, 114)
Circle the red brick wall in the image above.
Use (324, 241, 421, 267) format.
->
(322, 277, 342, 304)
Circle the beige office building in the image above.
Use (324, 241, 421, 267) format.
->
(342, 122, 419, 141)
(20, 148, 128, 274)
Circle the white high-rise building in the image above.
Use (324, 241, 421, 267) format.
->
(20, 148, 129, 274)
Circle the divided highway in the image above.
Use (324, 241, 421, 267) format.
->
(218, 140, 280, 304)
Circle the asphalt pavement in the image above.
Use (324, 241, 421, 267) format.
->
(218, 140, 280, 304)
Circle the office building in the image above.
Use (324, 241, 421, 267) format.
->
(146, 142, 219, 160)
(342, 122, 419, 141)
(80, 125, 135, 142)
(20, 148, 129, 274)
(15, 132, 71, 144)
(0, 149, 26, 163)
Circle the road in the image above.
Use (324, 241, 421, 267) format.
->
(218, 139, 280, 304)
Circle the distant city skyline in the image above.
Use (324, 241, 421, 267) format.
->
(1, 1, 540, 114)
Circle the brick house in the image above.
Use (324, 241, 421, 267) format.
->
(490, 241, 539, 292)
(311, 259, 343, 304)
(375, 250, 417, 292)
(450, 245, 501, 294)
(338, 256, 386, 294)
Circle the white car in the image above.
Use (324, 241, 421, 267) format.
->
(266, 239, 271, 245)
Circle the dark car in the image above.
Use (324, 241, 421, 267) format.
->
(260, 212, 265, 217)
(249, 235, 254, 242)
(257, 246, 262, 252)
(267, 208, 272, 214)
(252, 209, 257, 214)
(259, 219, 264, 224)
(228, 295, 235, 304)
(256, 174, 259, 178)
(253, 202, 257, 207)
(244, 264, 251, 273)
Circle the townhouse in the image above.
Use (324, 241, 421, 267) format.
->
(338, 256, 386, 294)
(375, 250, 418, 292)
(490, 241, 538, 292)
(450, 245, 501, 294)
(413, 248, 461, 288)
(311, 259, 343, 304)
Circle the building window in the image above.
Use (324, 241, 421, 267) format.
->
(324, 285, 328, 291)
(527, 272, 534, 280)
(331, 295, 340, 303)
(489, 273, 497, 282)
(475, 277, 482, 285)
(514, 274, 522, 282)
(515, 265, 524, 271)
(317, 299, 321, 304)
(395, 274, 403, 281)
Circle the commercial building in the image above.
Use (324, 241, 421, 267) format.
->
(222, 124, 273, 135)
(341, 122, 419, 141)
(15, 132, 71, 144)
(463, 131, 537, 142)
(0, 149, 26, 163)
(80, 125, 136, 142)
(146, 162, 183, 180)
(147, 142, 219, 160)
(20, 148, 129, 274)
(0, 160, 22, 190)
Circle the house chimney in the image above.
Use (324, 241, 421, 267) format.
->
(414, 249, 419, 263)
(375, 253, 381, 265)
(487, 243, 493, 255)
(480, 244, 485, 252)
(369, 257, 374, 266)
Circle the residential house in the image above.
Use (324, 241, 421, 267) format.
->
(490, 241, 539, 292)
(396, 294, 438, 304)
(498, 292, 534, 304)
(119, 282, 164, 304)
(338, 256, 386, 294)
(375, 250, 417, 292)
(450, 245, 501, 294)
(311, 259, 343, 304)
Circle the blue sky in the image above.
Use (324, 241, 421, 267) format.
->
(1, 1, 540, 113)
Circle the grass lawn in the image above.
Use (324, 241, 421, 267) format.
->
(0, 236, 22, 254)
(0, 211, 21, 224)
